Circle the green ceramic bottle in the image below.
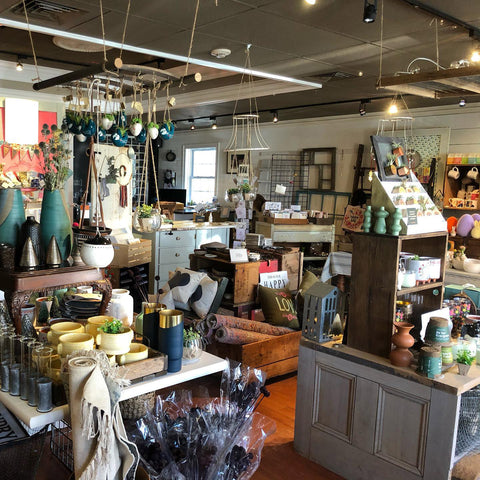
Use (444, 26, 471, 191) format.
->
(40, 189, 73, 263)
(0, 188, 26, 259)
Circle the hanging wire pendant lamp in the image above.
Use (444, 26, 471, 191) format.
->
(224, 45, 269, 153)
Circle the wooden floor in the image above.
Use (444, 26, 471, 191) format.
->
(36, 374, 343, 480)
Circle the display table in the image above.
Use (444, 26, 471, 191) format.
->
(0, 351, 228, 429)
(445, 267, 480, 288)
(0, 266, 112, 332)
(294, 338, 480, 480)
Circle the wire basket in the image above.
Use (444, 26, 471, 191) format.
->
(455, 386, 480, 459)
(50, 420, 73, 471)
(0, 426, 48, 480)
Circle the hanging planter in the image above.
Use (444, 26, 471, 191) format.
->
(97, 128, 107, 142)
(75, 133, 87, 143)
(81, 116, 96, 137)
(160, 121, 175, 140)
(137, 127, 147, 144)
(112, 126, 129, 147)
(101, 113, 115, 131)
(133, 204, 162, 233)
(65, 111, 84, 135)
(147, 121, 159, 140)
(129, 117, 143, 137)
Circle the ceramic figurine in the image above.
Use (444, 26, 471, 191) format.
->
(362, 205, 372, 233)
(390, 208, 402, 236)
(374, 206, 389, 235)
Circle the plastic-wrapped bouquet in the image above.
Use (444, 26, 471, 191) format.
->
(128, 362, 275, 480)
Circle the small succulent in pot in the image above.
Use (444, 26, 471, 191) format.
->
(392, 141, 404, 157)
(112, 125, 129, 147)
(183, 327, 203, 363)
(96, 317, 134, 355)
(147, 121, 159, 140)
(133, 204, 161, 232)
(99, 317, 124, 334)
(138, 204, 153, 218)
(129, 117, 143, 137)
(101, 113, 115, 131)
(456, 349, 474, 375)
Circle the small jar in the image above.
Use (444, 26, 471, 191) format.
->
(441, 344, 453, 365)
(402, 270, 416, 288)
(106, 289, 134, 327)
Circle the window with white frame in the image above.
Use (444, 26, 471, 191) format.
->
(184, 146, 217, 204)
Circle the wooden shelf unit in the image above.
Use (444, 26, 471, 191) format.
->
(443, 163, 479, 210)
(347, 231, 448, 357)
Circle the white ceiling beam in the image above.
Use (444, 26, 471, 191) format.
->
(0, 17, 323, 90)
(379, 84, 437, 99)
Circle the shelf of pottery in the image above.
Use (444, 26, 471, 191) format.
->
(444, 154, 480, 211)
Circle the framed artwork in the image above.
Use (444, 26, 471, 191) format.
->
(226, 150, 249, 174)
(371, 135, 413, 182)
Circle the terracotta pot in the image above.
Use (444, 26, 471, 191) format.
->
(389, 321, 414, 367)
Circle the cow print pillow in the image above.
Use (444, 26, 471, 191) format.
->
(190, 276, 218, 318)
(161, 268, 206, 304)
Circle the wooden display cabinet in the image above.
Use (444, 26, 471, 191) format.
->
(347, 231, 448, 357)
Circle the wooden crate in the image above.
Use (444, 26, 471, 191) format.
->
(111, 239, 152, 268)
(207, 331, 302, 379)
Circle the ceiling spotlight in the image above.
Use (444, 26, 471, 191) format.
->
(272, 110, 279, 123)
(388, 102, 398, 114)
(189, 119, 195, 130)
(211, 117, 218, 129)
(210, 48, 231, 59)
(359, 103, 366, 116)
(471, 49, 480, 63)
(15, 58, 23, 72)
(459, 98, 466, 107)
(363, 0, 377, 23)
(305, 0, 316, 4)
(358, 71, 364, 77)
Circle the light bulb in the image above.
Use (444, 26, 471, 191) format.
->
(471, 50, 480, 63)
(16, 61, 23, 72)
(212, 123, 217, 129)
(388, 103, 398, 114)
(305, 0, 316, 4)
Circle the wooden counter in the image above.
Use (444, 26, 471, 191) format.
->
(294, 338, 479, 480)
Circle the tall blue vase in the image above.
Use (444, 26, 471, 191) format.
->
(0, 189, 25, 261)
(40, 190, 73, 263)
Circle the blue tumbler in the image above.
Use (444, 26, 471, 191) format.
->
(158, 310, 184, 373)
(141, 303, 166, 351)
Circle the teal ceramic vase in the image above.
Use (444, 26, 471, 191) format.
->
(40, 189, 72, 263)
(0, 188, 25, 252)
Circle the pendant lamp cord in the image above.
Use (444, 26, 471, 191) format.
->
(22, 0, 41, 81)
(180, 0, 201, 87)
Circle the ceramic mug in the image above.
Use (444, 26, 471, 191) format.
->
(468, 167, 479, 180)
(448, 167, 460, 179)
(76, 285, 93, 294)
(449, 198, 460, 208)
(57, 333, 94, 357)
(47, 321, 84, 346)
(116, 343, 149, 365)
(457, 199, 465, 208)
(402, 271, 416, 288)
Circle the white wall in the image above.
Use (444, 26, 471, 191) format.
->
(159, 103, 480, 206)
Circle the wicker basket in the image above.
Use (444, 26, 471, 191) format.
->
(119, 392, 156, 420)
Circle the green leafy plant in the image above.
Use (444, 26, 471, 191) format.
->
(99, 317, 124, 334)
(456, 349, 474, 365)
(392, 141, 402, 149)
(386, 153, 397, 166)
(104, 113, 115, 121)
(131, 117, 142, 124)
(36, 124, 72, 191)
(138, 204, 153, 218)
(183, 327, 201, 346)
(147, 121, 159, 129)
(227, 187, 240, 195)
(240, 183, 251, 193)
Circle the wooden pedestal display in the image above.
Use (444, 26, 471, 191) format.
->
(347, 231, 447, 358)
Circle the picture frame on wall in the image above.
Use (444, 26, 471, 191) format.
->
(226, 150, 249, 174)
(371, 135, 413, 182)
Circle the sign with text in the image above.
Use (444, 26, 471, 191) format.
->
(229, 248, 249, 263)
(259, 271, 289, 289)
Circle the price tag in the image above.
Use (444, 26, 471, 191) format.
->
(407, 208, 418, 225)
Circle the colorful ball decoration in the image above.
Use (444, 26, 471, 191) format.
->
(457, 214, 475, 237)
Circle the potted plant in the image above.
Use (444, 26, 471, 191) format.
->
(96, 317, 134, 355)
(81, 114, 96, 137)
(183, 327, 203, 363)
(65, 111, 83, 135)
(135, 204, 161, 232)
(37, 123, 73, 263)
(385, 154, 397, 176)
(456, 349, 474, 375)
(129, 117, 143, 137)
(227, 187, 240, 202)
(112, 125, 129, 147)
(240, 183, 255, 200)
(160, 120, 175, 140)
(392, 141, 404, 157)
(147, 121, 159, 140)
(101, 113, 115, 131)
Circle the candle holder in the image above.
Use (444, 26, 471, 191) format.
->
(158, 309, 184, 373)
(1, 360, 9, 392)
(36, 377, 53, 413)
(34, 346, 54, 377)
(27, 372, 39, 407)
(9, 363, 21, 396)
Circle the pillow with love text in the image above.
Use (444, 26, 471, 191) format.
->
(258, 285, 299, 330)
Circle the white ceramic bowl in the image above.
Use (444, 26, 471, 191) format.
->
(452, 257, 465, 271)
(463, 258, 480, 274)
(80, 243, 114, 268)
